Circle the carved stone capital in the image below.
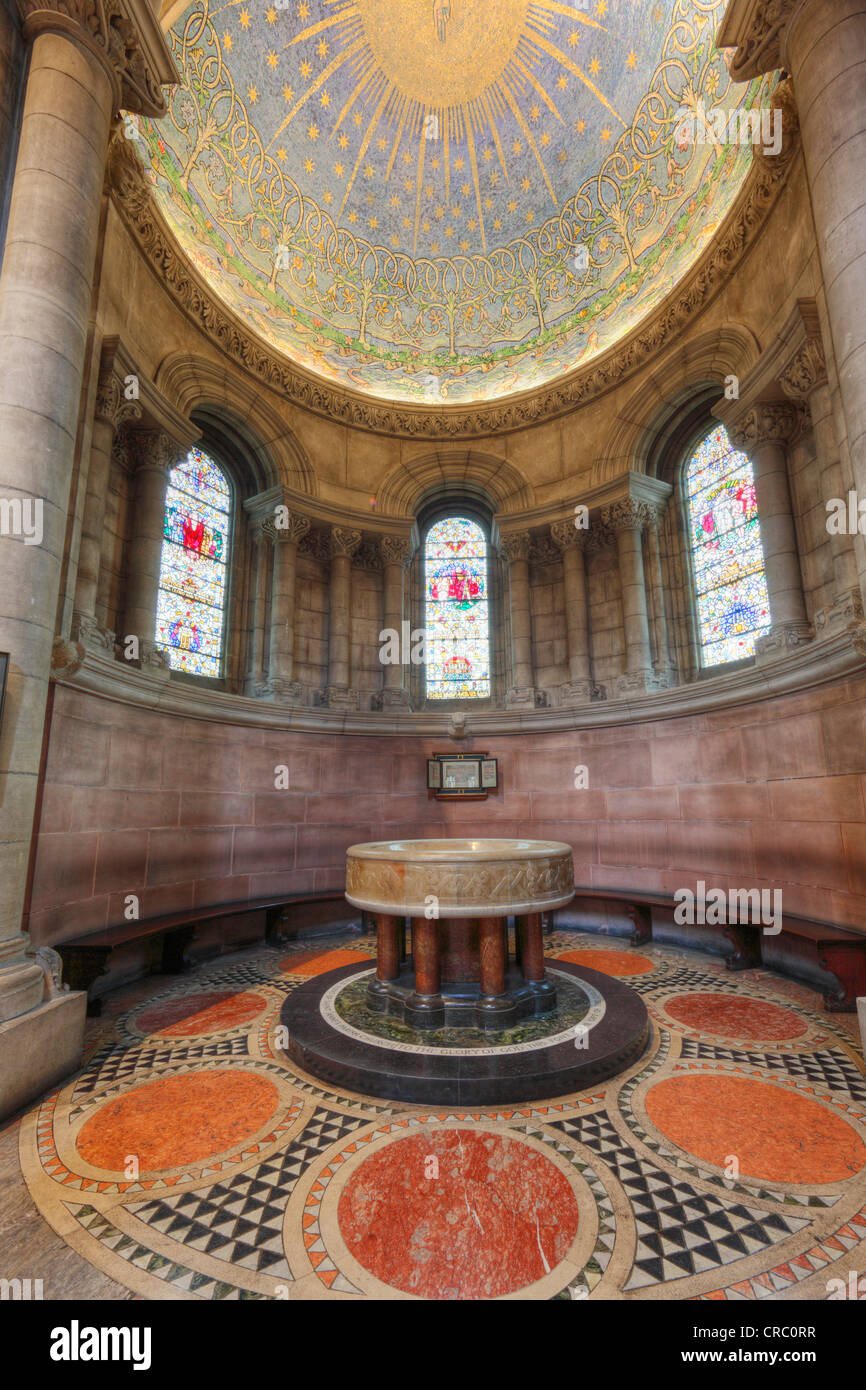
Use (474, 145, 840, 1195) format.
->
(779, 337, 828, 402)
(557, 679, 602, 706)
(813, 589, 864, 636)
(730, 403, 804, 452)
(329, 527, 362, 560)
(254, 677, 304, 701)
(615, 668, 673, 696)
(378, 535, 413, 567)
(263, 512, 310, 547)
(601, 499, 654, 535)
(505, 686, 548, 710)
(720, 1, 801, 83)
(95, 368, 142, 430)
(318, 685, 362, 710)
(134, 429, 187, 475)
(372, 687, 412, 711)
(500, 532, 532, 565)
(17, 0, 175, 117)
(71, 612, 116, 655)
(550, 519, 591, 552)
(754, 620, 814, 661)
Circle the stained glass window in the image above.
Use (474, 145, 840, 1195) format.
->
(424, 516, 490, 699)
(155, 447, 231, 676)
(686, 425, 771, 667)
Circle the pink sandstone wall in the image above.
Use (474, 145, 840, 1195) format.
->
(28, 675, 866, 947)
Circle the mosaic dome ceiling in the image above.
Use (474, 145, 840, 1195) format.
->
(136, 0, 769, 404)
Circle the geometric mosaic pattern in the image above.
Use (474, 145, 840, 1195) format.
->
(13, 930, 866, 1301)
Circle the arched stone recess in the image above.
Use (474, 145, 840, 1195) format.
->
(376, 450, 533, 520)
(592, 325, 763, 489)
(154, 353, 318, 498)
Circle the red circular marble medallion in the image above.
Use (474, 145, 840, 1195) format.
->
(663, 992, 808, 1041)
(338, 1130, 580, 1299)
(76, 1071, 281, 1173)
(135, 990, 268, 1037)
(645, 1075, 866, 1185)
(559, 948, 654, 977)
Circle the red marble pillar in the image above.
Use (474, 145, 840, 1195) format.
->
(479, 917, 507, 997)
(518, 913, 545, 982)
(375, 913, 400, 982)
(412, 917, 441, 995)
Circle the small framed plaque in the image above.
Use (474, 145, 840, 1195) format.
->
(441, 757, 481, 791)
(480, 758, 498, 790)
(427, 758, 442, 790)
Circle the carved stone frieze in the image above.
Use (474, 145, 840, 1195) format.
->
(345, 843, 575, 918)
(730, 402, 806, 452)
(754, 620, 814, 661)
(615, 668, 673, 695)
(814, 589, 865, 635)
(372, 687, 412, 711)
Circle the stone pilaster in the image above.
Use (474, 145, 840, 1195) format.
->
(779, 324, 864, 636)
(550, 519, 597, 704)
(501, 531, 542, 710)
(244, 521, 269, 693)
(375, 534, 413, 711)
(730, 403, 813, 658)
(258, 510, 309, 699)
(324, 526, 362, 708)
(72, 355, 141, 653)
(602, 499, 669, 695)
(123, 430, 186, 671)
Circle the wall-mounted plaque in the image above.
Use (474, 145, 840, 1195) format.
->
(427, 751, 498, 800)
(480, 758, 498, 789)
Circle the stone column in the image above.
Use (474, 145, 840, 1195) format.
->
(377, 535, 412, 710)
(407, 916, 443, 1027)
(123, 431, 185, 669)
(730, 404, 812, 656)
(550, 519, 594, 702)
(325, 526, 361, 708)
(0, 1, 173, 1097)
(502, 531, 539, 709)
(779, 331, 864, 634)
(645, 507, 673, 677)
(261, 510, 309, 698)
(603, 499, 667, 695)
(72, 361, 141, 653)
(245, 521, 269, 692)
(724, 0, 866, 607)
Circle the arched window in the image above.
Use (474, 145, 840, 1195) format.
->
(424, 516, 490, 699)
(685, 424, 771, 667)
(155, 447, 231, 676)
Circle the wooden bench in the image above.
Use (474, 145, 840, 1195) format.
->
(561, 886, 866, 1013)
(57, 891, 347, 1014)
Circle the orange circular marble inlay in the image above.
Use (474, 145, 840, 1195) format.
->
(338, 1131, 579, 1299)
(645, 1075, 866, 1185)
(76, 1071, 281, 1173)
(559, 948, 654, 977)
(135, 991, 268, 1037)
(663, 992, 809, 1041)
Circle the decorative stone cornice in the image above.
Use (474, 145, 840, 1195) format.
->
(601, 499, 654, 535)
(500, 532, 532, 565)
(729, 402, 806, 451)
(329, 526, 362, 560)
(717, 0, 803, 83)
(18, 0, 177, 116)
(107, 102, 799, 441)
(779, 337, 828, 401)
(262, 512, 310, 546)
(379, 536, 413, 567)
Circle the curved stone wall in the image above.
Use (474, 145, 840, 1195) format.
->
(29, 671, 866, 946)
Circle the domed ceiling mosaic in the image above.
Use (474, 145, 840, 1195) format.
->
(134, 0, 770, 404)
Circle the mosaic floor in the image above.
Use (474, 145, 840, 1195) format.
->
(9, 931, 866, 1301)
